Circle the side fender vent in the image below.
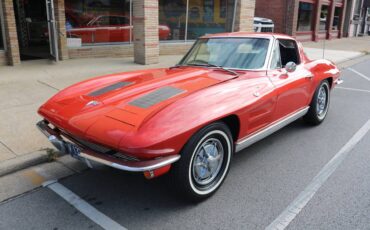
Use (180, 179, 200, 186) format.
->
(129, 86, 185, 108)
(88, 81, 132, 97)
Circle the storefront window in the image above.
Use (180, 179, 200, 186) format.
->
(187, 0, 235, 40)
(159, 0, 186, 41)
(332, 7, 341, 30)
(0, 17, 4, 50)
(159, 0, 235, 42)
(297, 2, 314, 31)
(319, 5, 329, 31)
(65, 0, 131, 46)
(354, 0, 361, 16)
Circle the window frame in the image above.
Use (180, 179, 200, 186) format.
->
(297, 1, 315, 32)
(0, 1, 6, 51)
(278, 39, 301, 67)
(269, 40, 282, 70)
(267, 38, 301, 70)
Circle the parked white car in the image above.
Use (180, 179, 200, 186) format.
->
(253, 17, 274, 32)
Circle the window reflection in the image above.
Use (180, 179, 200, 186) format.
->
(319, 5, 329, 31)
(332, 7, 341, 30)
(159, 0, 187, 41)
(0, 17, 3, 50)
(65, 0, 237, 46)
(297, 2, 313, 32)
(180, 38, 270, 69)
(159, 0, 235, 42)
(65, 0, 131, 46)
(187, 0, 235, 40)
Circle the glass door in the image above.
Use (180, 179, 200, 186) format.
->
(46, 0, 58, 61)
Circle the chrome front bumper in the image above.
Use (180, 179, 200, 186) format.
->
(36, 120, 180, 172)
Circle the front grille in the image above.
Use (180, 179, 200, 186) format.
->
(261, 27, 274, 32)
(70, 135, 113, 154)
(113, 152, 140, 162)
(61, 131, 139, 162)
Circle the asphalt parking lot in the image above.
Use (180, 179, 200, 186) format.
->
(0, 58, 370, 230)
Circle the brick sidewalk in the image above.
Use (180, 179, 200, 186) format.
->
(0, 36, 369, 175)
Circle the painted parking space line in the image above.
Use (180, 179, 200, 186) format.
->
(347, 68, 370, 81)
(336, 86, 370, 94)
(266, 118, 370, 230)
(43, 180, 127, 230)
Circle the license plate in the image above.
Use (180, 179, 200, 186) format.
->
(64, 141, 93, 168)
(64, 141, 81, 158)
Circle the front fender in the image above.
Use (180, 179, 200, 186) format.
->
(121, 75, 276, 157)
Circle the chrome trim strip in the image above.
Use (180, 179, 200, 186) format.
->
(80, 153, 181, 172)
(235, 106, 309, 152)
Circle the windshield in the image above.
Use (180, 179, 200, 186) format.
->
(179, 38, 270, 70)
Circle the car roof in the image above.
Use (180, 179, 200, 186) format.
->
(201, 32, 295, 40)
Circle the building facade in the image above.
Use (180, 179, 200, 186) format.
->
(255, 0, 348, 41)
(0, 0, 256, 66)
(343, 0, 370, 37)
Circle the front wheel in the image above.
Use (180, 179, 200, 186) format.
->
(304, 80, 330, 125)
(170, 122, 233, 201)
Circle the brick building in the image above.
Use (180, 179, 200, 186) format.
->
(255, 0, 348, 41)
(0, 0, 256, 66)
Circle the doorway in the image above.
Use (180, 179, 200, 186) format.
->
(13, 0, 58, 61)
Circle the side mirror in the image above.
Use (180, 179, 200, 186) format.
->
(285, 62, 297, 73)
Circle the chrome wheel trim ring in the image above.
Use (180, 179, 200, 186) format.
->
(316, 83, 329, 120)
(188, 130, 232, 195)
(192, 138, 224, 185)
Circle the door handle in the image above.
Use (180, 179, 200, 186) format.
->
(305, 74, 314, 79)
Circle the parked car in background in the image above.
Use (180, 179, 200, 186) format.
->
(254, 17, 274, 32)
(37, 33, 341, 201)
(66, 15, 171, 43)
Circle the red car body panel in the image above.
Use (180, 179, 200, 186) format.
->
(38, 33, 340, 165)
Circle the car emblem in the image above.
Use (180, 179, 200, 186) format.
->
(86, 100, 100, 107)
(253, 92, 260, 97)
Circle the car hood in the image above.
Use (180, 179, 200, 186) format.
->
(38, 67, 238, 147)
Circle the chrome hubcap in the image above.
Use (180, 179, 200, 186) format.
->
(192, 138, 224, 185)
(316, 85, 328, 117)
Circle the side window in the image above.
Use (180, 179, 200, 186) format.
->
(96, 16, 110, 26)
(278, 39, 300, 67)
(119, 17, 130, 25)
(270, 41, 282, 69)
(110, 17, 121, 26)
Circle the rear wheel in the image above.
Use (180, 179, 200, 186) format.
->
(304, 80, 330, 125)
(170, 122, 233, 201)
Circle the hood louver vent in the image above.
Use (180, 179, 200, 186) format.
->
(88, 81, 132, 97)
(129, 86, 185, 108)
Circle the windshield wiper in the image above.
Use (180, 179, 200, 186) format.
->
(169, 64, 190, 69)
(187, 63, 239, 76)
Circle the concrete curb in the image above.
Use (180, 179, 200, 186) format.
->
(336, 54, 370, 69)
(0, 151, 48, 177)
(0, 54, 368, 179)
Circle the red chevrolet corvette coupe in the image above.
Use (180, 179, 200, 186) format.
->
(37, 33, 341, 200)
